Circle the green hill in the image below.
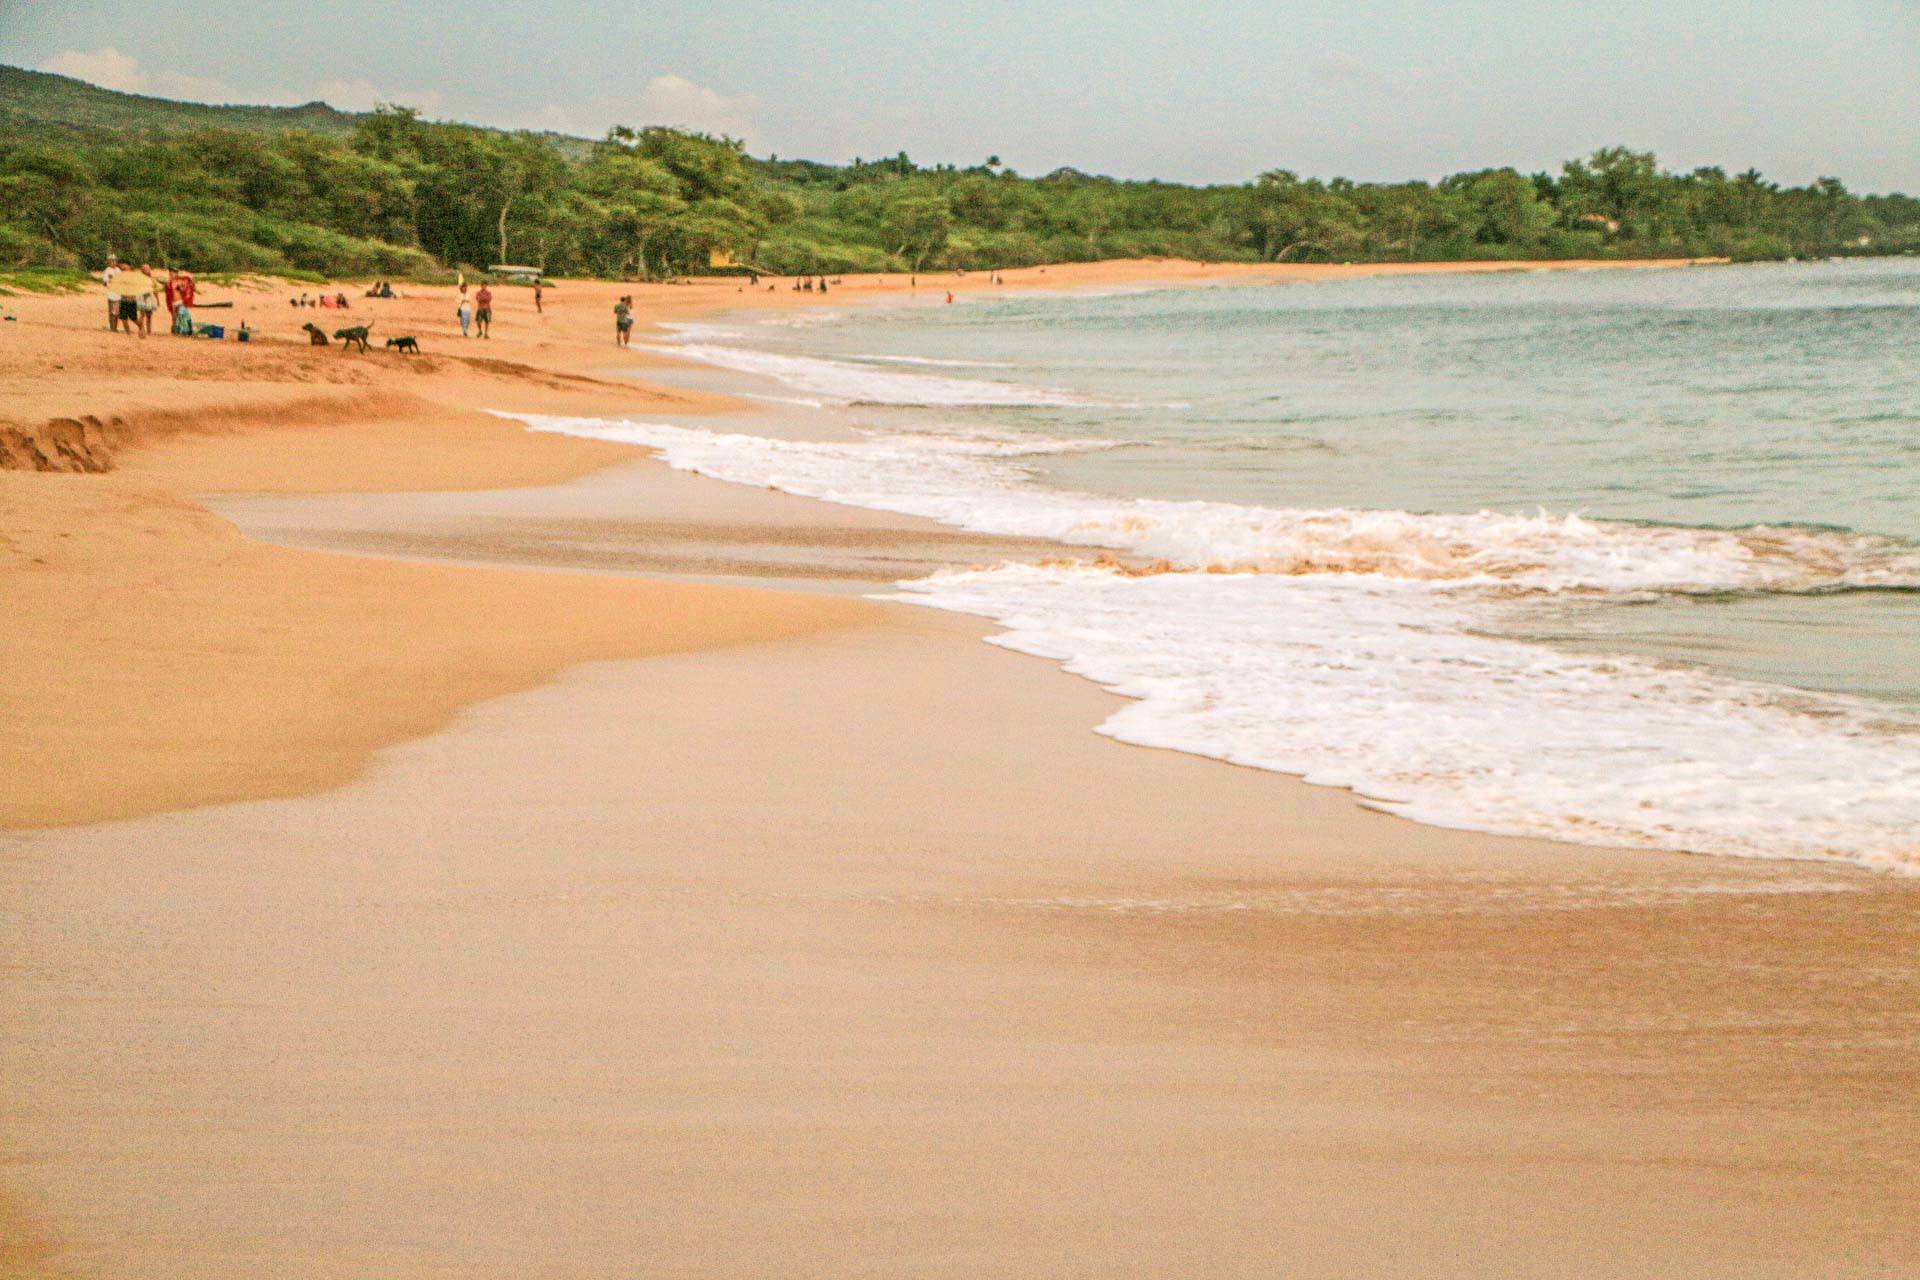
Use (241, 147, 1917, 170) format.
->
(2, 61, 1914, 280)
(0, 65, 597, 158)
(0, 64, 360, 142)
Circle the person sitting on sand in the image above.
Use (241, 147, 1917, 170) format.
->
(335, 292, 349, 309)
(613, 295, 633, 347)
(320, 293, 335, 309)
(473, 284, 493, 338)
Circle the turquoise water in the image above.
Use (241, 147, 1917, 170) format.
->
(746, 260, 1920, 706)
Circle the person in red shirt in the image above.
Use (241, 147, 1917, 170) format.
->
(474, 284, 494, 338)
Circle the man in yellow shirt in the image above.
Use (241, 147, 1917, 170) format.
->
(121, 265, 160, 338)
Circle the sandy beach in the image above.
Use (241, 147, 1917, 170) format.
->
(4, 258, 1915, 1278)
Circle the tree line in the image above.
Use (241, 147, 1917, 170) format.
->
(2, 105, 1915, 280)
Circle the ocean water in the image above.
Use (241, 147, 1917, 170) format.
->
(520, 259, 1920, 873)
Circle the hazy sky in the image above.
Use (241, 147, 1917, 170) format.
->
(7, 1, 1918, 191)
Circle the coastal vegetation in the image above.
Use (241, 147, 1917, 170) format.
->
(3, 64, 1916, 280)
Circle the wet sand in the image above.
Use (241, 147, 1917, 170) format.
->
(4, 256, 1914, 1278)
(5, 603, 1914, 1278)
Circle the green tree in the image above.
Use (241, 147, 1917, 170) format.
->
(883, 194, 953, 269)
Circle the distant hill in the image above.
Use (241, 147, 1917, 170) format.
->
(0, 64, 599, 158)
(0, 65, 361, 142)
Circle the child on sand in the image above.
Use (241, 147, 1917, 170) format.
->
(474, 284, 493, 338)
(164, 267, 195, 326)
(614, 296, 633, 346)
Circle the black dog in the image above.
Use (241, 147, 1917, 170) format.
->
(333, 324, 373, 353)
(302, 322, 329, 346)
(385, 335, 420, 355)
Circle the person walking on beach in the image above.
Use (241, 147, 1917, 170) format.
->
(474, 284, 493, 338)
(533, 281, 544, 313)
(614, 295, 634, 346)
(456, 292, 474, 337)
(127, 264, 160, 338)
(102, 255, 123, 332)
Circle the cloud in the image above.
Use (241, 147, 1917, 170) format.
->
(312, 78, 443, 114)
(533, 76, 757, 142)
(42, 47, 239, 103)
(636, 74, 758, 139)
(532, 96, 628, 138)
(43, 47, 145, 93)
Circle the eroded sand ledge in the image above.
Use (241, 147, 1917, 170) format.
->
(4, 260, 1915, 1279)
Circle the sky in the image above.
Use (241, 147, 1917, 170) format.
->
(5, 0, 1918, 192)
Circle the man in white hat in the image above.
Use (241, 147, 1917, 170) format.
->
(102, 254, 123, 332)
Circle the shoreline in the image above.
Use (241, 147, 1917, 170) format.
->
(0, 253, 1717, 832)
(5, 256, 1916, 1278)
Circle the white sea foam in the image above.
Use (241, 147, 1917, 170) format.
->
(514, 412, 1920, 873)
(901, 565, 1920, 874)
(850, 353, 1017, 369)
(649, 322, 1088, 406)
(517, 415, 1920, 595)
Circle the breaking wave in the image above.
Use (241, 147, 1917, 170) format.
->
(648, 323, 1091, 406)
(514, 412, 1920, 873)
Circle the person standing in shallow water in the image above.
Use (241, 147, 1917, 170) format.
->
(614, 295, 633, 346)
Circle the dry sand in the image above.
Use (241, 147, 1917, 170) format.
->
(4, 257, 1914, 1278)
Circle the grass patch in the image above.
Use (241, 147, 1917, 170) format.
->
(0, 266, 94, 295)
